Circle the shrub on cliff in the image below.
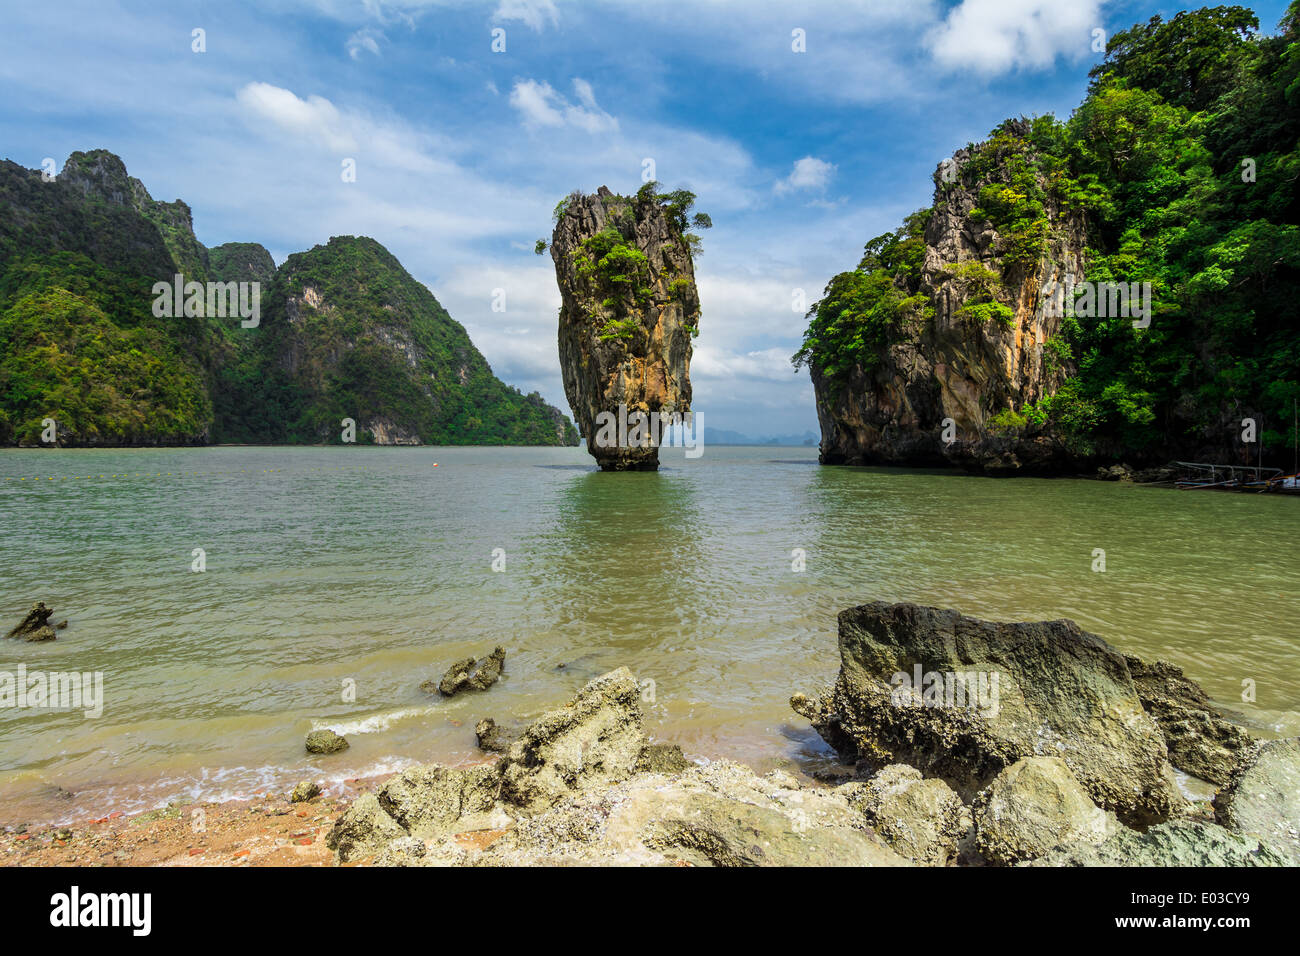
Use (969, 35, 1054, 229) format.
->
(796, 2, 1300, 464)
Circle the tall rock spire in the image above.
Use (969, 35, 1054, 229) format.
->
(550, 184, 702, 470)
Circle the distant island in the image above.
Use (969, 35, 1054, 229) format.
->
(0, 151, 579, 447)
(703, 427, 818, 446)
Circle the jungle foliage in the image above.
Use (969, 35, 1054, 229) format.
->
(795, 3, 1300, 460)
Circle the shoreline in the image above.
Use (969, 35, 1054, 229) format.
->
(3, 782, 355, 868)
(1, 768, 414, 867)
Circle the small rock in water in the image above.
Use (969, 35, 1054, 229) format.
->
(289, 781, 323, 802)
(428, 646, 507, 697)
(6, 602, 58, 642)
(467, 646, 506, 691)
(475, 717, 511, 753)
(305, 730, 349, 754)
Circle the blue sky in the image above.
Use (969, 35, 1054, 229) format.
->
(1, 0, 1292, 437)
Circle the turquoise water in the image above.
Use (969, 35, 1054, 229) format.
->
(2, 444, 1298, 825)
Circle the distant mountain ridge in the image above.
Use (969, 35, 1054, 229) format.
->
(0, 149, 579, 447)
(703, 427, 818, 446)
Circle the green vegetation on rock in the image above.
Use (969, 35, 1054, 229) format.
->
(793, 210, 933, 383)
(0, 151, 578, 447)
(215, 236, 578, 445)
(796, 3, 1300, 463)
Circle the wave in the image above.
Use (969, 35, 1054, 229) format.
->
(309, 705, 435, 736)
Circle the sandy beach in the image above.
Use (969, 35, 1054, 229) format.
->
(3, 774, 386, 867)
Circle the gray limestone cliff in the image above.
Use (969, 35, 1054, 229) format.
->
(550, 186, 701, 470)
(807, 120, 1090, 473)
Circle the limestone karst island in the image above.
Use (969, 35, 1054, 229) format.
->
(2, 0, 1299, 931)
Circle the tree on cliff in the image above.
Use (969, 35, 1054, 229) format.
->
(795, 3, 1300, 468)
(548, 184, 706, 470)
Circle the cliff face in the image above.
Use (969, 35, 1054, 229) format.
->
(551, 186, 700, 470)
(57, 150, 212, 283)
(811, 122, 1089, 473)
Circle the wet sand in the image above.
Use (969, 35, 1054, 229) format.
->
(1, 774, 389, 867)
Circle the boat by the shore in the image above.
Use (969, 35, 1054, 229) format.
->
(1172, 461, 1300, 494)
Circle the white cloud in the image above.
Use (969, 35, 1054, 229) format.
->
(493, 0, 558, 32)
(234, 82, 465, 177)
(346, 27, 384, 59)
(508, 78, 563, 127)
(236, 82, 358, 153)
(927, 0, 1102, 75)
(775, 156, 835, 195)
(509, 79, 617, 132)
(572, 78, 597, 111)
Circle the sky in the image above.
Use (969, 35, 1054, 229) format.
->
(0, 0, 1292, 438)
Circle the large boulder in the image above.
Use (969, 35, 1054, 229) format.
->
(1030, 820, 1288, 867)
(376, 763, 501, 838)
(791, 602, 1183, 826)
(324, 763, 506, 863)
(500, 667, 646, 811)
(1125, 654, 1253, 786)
(632, 793, 900, 867)
(972, 756, 1118, 865)
(6, 602, 57, 642)
(838, 764, 969, 865)
(483, 761, 909, 867)
(1213, 737, 1300, 865)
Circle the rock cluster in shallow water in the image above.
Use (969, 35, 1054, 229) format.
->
(6, 602, 58, 642)
(322, 602, 1295, 867)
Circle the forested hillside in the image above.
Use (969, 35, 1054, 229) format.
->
(0, 151, 578, 447)
(797, 4, 1300, 471)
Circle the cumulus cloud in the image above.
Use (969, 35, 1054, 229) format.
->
(774, 156, 835, 195)
(236, 82, 358, 153)
(493, 0, 558, 32)
(509, 78, 617, 132)
(927, 0, 1102, 75)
